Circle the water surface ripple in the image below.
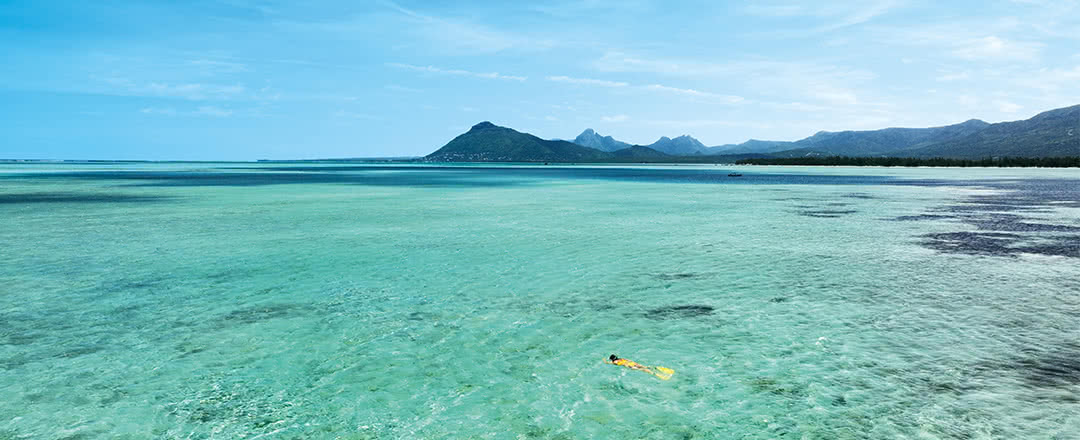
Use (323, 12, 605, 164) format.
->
(1, 163, 1078, 439)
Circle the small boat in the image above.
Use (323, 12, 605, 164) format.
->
(727, 173, 743, 177)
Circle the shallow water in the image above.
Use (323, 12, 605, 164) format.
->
(1, 163, 1079, 439)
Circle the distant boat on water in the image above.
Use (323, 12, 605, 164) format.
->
(727, 173, 743, 177)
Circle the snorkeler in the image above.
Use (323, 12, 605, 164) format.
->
(606, 354, 674, 380)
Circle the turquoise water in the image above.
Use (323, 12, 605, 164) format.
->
(1, 163, 1079, 439)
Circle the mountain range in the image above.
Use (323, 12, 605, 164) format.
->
(426, 104, 1080, 162)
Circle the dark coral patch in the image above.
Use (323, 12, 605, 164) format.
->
(644, 305, 715, 320)
(798, 209, 858, 218)
(0, 192, 171, 204)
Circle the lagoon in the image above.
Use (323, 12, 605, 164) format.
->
(1, 163, 1078, 439)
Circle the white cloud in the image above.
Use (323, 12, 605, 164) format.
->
(188, 58, 249, 74)
(546, 75, 628, 87)
(951, 36, 1042, 61)
(641, 119, 774, 130)
(742, 4, 805, 17)
(875, 24, 1044, 62)
(195, 106, 233, 117)
(995, 100, 1023, 113)
(333, 110, 383, 120)
(766, 101, 829, 112)
(104, 78, 247, 100)
(809, 87, 859, 105)
(375, 0, 558, 53)
(384, 84, 422, 93)
(601, 114, 628, 122)
(742, 0, 904, 37)
(140, 106, 233, 117)
(140, 107, 177, 115)
(387, 63, 527, 81)
(936, 72, 970, 81)
(644, 84, 745, 103)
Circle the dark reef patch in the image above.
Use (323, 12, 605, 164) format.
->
(0, 166, 918, 188)
(644, 305, 715, 320)
(843, 192, 877, 199)
(920, 232, 1024, 257)
(898, 178, 1080, 257)
(798, 209, 858, 218)
(0, 192, 172, 204)
(216, 303, 310, 327)
(651, 273, 704, 281)
(892, 214, 956, 221)
(1017, 350, 1080, 388)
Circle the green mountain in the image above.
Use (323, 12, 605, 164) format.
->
(902, 105, 1080, 158)
(705, 139, 798, 155)
(611, 145, 670, 158)
(426, 104, 1079, 162)
(645, 135, 707, 155)
(769, 119, 991, 157)
(573, 128, 632, 152)
(427, 122, 666, 162)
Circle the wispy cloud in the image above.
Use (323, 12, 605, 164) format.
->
(936, 72, 970, 81)
(641, 119, 773, 130)
(140, 106, 233, 117)
(384, 84, 423, 93)
(195, 106, 233, 117)
(546, 75, 628, 87)
(188, 58, 249, 74)
(104, 77, 247, 100)
(742, 0, 904, 37)
(951, 36, 1042, 61)
(994, 100, 1023, 113)
(644, 84, 745, 103)
(388, 63, 527, 81)
(591, 53, 874, 108)
(601, 114, 628, 122)
(375, 0, 558, 53)
(333, 110, 383, 120)
(140, 107, 178, 116)
(874, 23, 1044, 62)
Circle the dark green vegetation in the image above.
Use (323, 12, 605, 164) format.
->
(426, 122, 665, 162)
(773, 119, 992, 157)
(428, 104, 1080, 164)
(737, 156, 1080, 167)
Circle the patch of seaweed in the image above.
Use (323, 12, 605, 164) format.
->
(798, 209, 858, 218)
(216, 303, 309, 327)
(0, 192, 172, 204)
(651, 273, 703, 281)
(919, 232, 1023, 257)
(644, 305, 715, 320)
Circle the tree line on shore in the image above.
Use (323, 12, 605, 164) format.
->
(735, 156, 1080, 168)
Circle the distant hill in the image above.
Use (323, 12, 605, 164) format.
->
(902, 105, 1080, 158)
(611, 145, 669, 158)
(768, 119, 992, 158)
(425, 104, 1080, 163)
(705, 139, 798, 155)
(573, 129, 632, 152)
(645, 135, 707, 155)
(427, 122, 666, 162)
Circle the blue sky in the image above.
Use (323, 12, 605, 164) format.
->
(2, 0, 1079, 160)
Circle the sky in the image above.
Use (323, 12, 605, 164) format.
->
(2, 0, 1079, 160)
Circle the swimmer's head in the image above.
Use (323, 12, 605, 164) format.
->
(609, 354, 618, 362)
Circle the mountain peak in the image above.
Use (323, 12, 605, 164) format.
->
(470, 121, 497, 131)
(573, 128, 632, 152)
